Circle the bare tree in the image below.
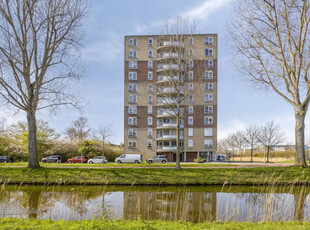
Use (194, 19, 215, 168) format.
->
(243, 125, 260, 162)
(226, 133, 237, 161)
(234, 130, 245, 161)
(258, 120, 285, 163)
(228, 0, 310, 167)
(0, 1, 88, 168)
(97, 124, 112, 156)
(156, 19, 205, 169)
(66, 116, 91, 163)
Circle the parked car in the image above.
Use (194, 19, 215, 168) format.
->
(146, 155, 167, 164)
(115, 154, 142, 164)
(41, 155, 63, 163)
(67, 156, 88, 163)
(88, 156, 107, 164)
(217, 154, 226, 161)
(0, 156, 13, 163)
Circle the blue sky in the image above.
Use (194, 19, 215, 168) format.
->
(2, 0, 308, 144)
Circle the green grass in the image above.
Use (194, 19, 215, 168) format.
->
(1, 218, 310, 230)
(0, 166, 310, 185)
(0, 162, 236, 168)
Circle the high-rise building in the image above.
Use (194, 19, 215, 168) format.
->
(124, 34, 217, 162)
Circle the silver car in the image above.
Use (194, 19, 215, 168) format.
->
(146, 155, 167, 164)
(87, 156, 107, 164)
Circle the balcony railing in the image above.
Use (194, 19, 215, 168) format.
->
(157, 41, 184, 48)
(156, 146, 178, 151)
(157, 64, 184, 71)
(157, 52, 184, 59)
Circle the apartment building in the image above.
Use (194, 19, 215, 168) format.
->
(124, 34, 217, 162)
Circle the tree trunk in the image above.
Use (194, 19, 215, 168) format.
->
(250, 147, 253, 162)
(176, 115, 180, 169)
(295, 111, 307, 167)
(266, 146, 270, 163)
(27, 112, 40, 168)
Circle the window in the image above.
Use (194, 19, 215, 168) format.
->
(189, 49, 193, 57)
(148, 61, 153, 69)
(128, 106, 137, 114)
(128, 94, 137, 103)
(148, 50, 153, 58)
(189, 37, 194, 45)
(204, 105, 213, 114)
(188, 60, 193, 68)
(189, 83, 193, 91)
(204, 128, 213, 137)
(204, 71, 213, 79)
(188, 128, 193, 137)
(204, 94, 213, 102)
(129, 61, 137, 69)
(129, 72, 137, 80)
(148, 38, 153, 46)
(148, 95, 152, 103)
(205, 36, 213, 45)
(148, 117, 152, 126)
(148, 71, 153, 80)
(128, 129, 137, 137)
(205, 83, 213, 91)
(148, 129, 152, 137)
(188, 106, 193, 114)
(204, 116, 213, 125)
(148, 84, 152, 92)
(128, 117, 137, 126)
(204, 140, 213, 148)
(129, 38, 137, 46)
(148, 106, 152, 114)
(129, 49, 137, 58)
(204, 60, 213, 68)
(128, 140, 137, 148)
(128, 84, 137, 92)
(188, 94, 193, 103)
(188, 71, 193, 80)
(188, 116, 193, 125)
(205, 48, 213, 57)
(148, 140, 152, 148)
(188, 140, 193, 148)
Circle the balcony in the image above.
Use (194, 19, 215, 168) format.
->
(157, 64, 184, 73)
(157, 75, 184, 83)
(156, 146, 178, 151)
(157, 99, 185, 107)
(156, 134, 184, 140)
(157, 123, 184, 129)
(157, 87, 184, 95)
(157, 41, 184, 49)
(157, 52, 184, 60)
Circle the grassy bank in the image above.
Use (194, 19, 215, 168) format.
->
(1, 218, 310, 230)
(0, 166, 309, 185)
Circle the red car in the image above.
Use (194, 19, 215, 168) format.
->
(67, 156, 88, 163)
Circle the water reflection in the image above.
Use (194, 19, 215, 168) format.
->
(0, 185, 309, 222)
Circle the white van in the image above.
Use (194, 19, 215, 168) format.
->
(115, 154, 142, 164)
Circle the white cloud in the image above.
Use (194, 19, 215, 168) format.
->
(82, 33, 123, 62)
(182, 0, 234, 20)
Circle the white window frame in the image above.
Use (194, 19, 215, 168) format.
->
(204, 94, 213, 103)
(148, 140, 152, 148)
(188, 60, 193, 68)
(188, 94, 193, 103)
(148, 50, 153, 58)
(205, 36, 213, 45)
(128, 106, 137, 114)
(204, 140, 213, 148)
(189, 83, 193, 91)
(129, 49, 137, 58)
(148, 106, 152, 114)
(148, 95, 152, 103)
(148, 84, 153, 92)
(148, 61, 153, 69)
(128, 94, 137, 103)
(148, 71, 153, 80)
(204, 105, 213, 114)
(189, 37, 194, 46)
(205, 48, 213, 57)
(148, 129, 152, 137)
(204, 116, 213, 125)
(205, 83, 213, 91)
(188, 139, 193, 148)
(148, 38, 153, 46)
(128, 84, 137, 92)
(188, 128, 193, 137)
(188, 71, 193, 80)
(188, 106, 193, 114)
(128, 117, 137, 126)
(189, 49, 193, 57)
(148, 117, 152, 126)
(205, 71, 213, 79)
(128, 140, 137, 148)
(204, 128, 213, 137)
(204, 60, 213, 68)
(129, 38, 137, 47)
(128, 129, 137, 137)
(129, 61, 137, 69)
(128, 72, 137, 80)
(188, 116, 193, 125)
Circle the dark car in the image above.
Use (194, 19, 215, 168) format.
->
(0, 156, 13, 163)
(67, 156, 88, 163)
(41, 155, 63, 163)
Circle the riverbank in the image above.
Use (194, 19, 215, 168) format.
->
(0, 166, 309, 185)
(1, 218, 310, 230)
